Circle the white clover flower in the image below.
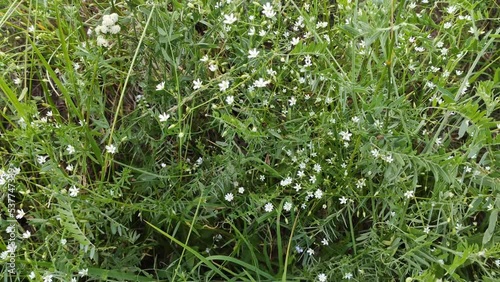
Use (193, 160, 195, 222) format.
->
(248, 48, 259, 58)
(262, 2, 276, 18)
(219, 80, 230, 92)
(69, 185, 79, 197)
(156, 81, 165, 91)
(105, 144, 117, 154)
(283, 202, 292, 211)
(264, 202, 273, 212)
(223, 13, 237, 25)
(193, 79, 202, 90)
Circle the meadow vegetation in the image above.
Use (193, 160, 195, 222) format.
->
(0, 0, 499, 281)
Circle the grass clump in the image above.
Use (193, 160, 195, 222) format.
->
(1, 0, 499, 281)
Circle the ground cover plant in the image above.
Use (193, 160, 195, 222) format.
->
(0, 0, 499, 281)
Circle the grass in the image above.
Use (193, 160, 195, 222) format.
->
(0, 0, 499, 281)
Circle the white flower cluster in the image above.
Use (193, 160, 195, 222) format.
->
(93, 13, 121, 48)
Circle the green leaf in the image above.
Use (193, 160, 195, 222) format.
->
(483, 197, 500, 246)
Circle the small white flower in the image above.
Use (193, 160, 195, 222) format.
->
(317, 273, 327, 282)
(283, 202, 292, 211)
(291, 37, 300, 45)
(280, 177, 292, 186)
(313, 164, 322, 173)
(225, 95, 234, 105)
(306, 248, 314, 256)
(16, 209, 26, 219)
(339, 196, 348, 204)
(404, 190, 415, 199)
(339, 131, 352, 141)
(264, 202, 273, 212)
(109, 25, 121, 34)
(67, 145, 75, 154)
(66, 164, 74, 171)
(223, 13, 237, 25)
(248, 48, 259, 58)
(193, 79, 203, 90)
(28, 271, 36, 279)
(22, 230, 31, 239)
(219, 80, 230, 92)
(262, 3, 276, 18)
(37, 155, 48, 165)
(321, 238, 329, 246)
(200, 55, 209, 62)
(156, 81, 165, 91)
(43, 274, 53, 282)
(289, 96, 297, 106)
(209, 64, 218, 72)
(443, 22, 452, 29)
(78, 268, 88, 277)
(224, 193, 234, 202)
(314, 189, 323, 199)
(343, 272, 353, 280)
(383, 154, 394, 163)
(69, 185, 79, 197)
(96, 36, 109, 47)
(61, 238, 67, 245)
(238, 187, 245, 194)
(253, 78, 270, 88)
(105, 144, 117, 154)
(159, 112, 170, 122)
